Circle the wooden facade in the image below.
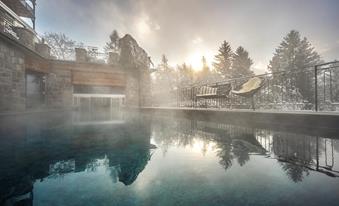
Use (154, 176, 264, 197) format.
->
(72, 71, 125, 87)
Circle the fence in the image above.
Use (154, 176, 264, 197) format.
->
(156, 61, 339, 112)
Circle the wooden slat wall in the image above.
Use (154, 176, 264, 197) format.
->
(25, 56, 49, 73)
(72, 71, 126, 87)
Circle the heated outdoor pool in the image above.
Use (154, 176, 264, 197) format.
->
(0, 110, 339, 206)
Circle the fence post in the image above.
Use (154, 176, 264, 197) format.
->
(314, 65, 318, 111)
(176, 87, 180, 107)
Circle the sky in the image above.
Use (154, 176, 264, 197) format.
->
(35, 0, 339, 73)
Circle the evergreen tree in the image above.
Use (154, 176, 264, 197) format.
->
(213, 41, 233, 79)
(177, 62, 194, 87)
(152, 55, 177, 105)
(201, 56, 210, 77)
(105, 30, 120, 53)
(155, 54, 175, 90)
(267, 30, 321, 102)
(196, 56, 212, 84)
(232, 46, 254, 78)
(160, 54, 169, 71)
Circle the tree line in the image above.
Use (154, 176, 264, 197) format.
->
(153, 30, 321, 101)
(42, 30, 323, 103)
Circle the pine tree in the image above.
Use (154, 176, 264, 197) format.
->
(201, 56, 210, 76)
(177, 62, 194, 87)
(196, 56, 212, 84)
(160, 54, 169, 71)
(267, 30, 321, 102)
(213, 41, 233, 79)
(105, 30, 120, 53)
(232, 46, 254, 78)
(155, 54, 175, 89)
(152, 55, 177, 105)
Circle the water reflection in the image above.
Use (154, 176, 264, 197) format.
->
(151, 116, 339, 182)
(0, 111, 338, 205)
(0, 111, 154, 205)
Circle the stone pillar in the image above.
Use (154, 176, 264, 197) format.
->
(140, 69, 152, 107)
(124, 71, 140, 107)
(75, 48, 88, 62)
(108, 52, 119, 65)
(13, 27, 35, 50)
(119, 34, 151, 108)
(35, 43, 51, 58)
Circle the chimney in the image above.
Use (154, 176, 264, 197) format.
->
(35, 41, 51, 58)
(75, 48, 88, 62)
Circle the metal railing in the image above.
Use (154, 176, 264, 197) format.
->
(1, 1, 41, 42)
(19, 0, 34, 14)
(154, 61, 339, 112)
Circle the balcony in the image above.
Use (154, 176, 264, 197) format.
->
(1, 0, 35, 19)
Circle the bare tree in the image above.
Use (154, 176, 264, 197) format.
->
(43, 32, 77, 60)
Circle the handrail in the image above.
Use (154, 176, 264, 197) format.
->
(0, 1, 35, 33)
(19, 0, 34, 13)
(179, 61, 339, 89)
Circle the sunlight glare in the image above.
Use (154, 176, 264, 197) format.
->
(186, 49, 214, 71)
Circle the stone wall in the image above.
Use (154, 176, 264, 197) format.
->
(119, 34, 152, 107)
(46, 69, 72, 108)
(124, 71, 140, 107)
(0, 39, 25, 112)
(0, 32, 151, 112)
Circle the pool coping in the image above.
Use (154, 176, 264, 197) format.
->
(0, 108, 72, 117)
(140, 107, 339, 138)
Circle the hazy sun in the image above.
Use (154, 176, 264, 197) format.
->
(186, 49, 214, 71)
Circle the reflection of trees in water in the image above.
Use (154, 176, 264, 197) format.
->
(272, 134, 317, 182)
(280, 161, 310, 182)
(151, 116, 263, 171)
(152, 118, 197, 155)
(270, 133, 339, 182)
(232, 140, 250, 166)
(152, 116, 339, 182)
(216, 138, 233, 170)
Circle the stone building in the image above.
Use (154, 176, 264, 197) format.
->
(0, 0, 151, 113)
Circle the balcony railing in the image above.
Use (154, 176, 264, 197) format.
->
(152, 61, 339, 112)
(1, 0, 34, 18)
(19, 0, 34, 16)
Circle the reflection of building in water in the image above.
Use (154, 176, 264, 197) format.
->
(0, 112, 153, 205)
(72, 109, 125, 125)
(108, 145, 154, 185)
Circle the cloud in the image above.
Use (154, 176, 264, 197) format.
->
(192, 37, 203, 45)
(252, 62, 267, 74)
(37, 0, 339, 66)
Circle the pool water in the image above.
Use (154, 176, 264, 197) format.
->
(0, 111, 339, 206)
